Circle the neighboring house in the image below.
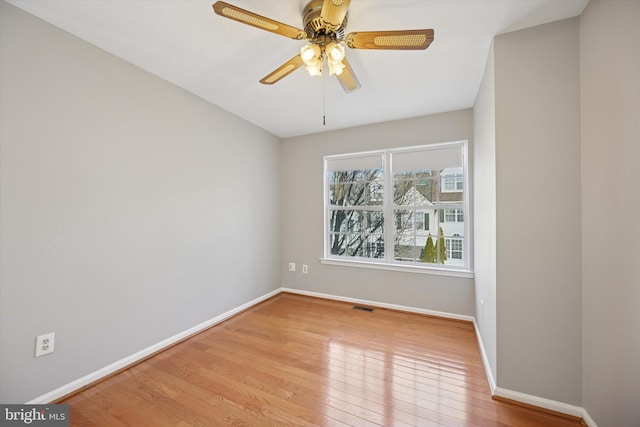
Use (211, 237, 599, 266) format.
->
(394, 167, 465, 266)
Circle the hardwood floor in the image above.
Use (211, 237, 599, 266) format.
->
(63, 293, 582, 426)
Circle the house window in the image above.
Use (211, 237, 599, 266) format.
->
(442, 173, 463, 192)
(440, 208, 464, 222)
(324, 141, 469, 273)
(445, 237, 464, 262)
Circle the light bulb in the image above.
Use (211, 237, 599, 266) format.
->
(326, 42, 345, 62)
(329, 61, 345, 76)
(301, 44, 321, 65)
(306, 63, 322, 77)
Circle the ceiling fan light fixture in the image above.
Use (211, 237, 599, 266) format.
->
(301, 44, 321, 64)
(301, 43, 323, 76)
(328, 60, 345, 76)
(326, 42, 345, 62)
(305, 63, 323, 77)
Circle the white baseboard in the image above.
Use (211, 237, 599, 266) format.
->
(472, 319, 497, 393)
(495, 387, 599, 425)
(582, 409, 598, 427)
(281, 287, 475, 323)
(494, 387, 585, 419)
(27, 288, 282, 404)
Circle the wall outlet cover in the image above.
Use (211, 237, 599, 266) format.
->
(35, 332, 55, 357)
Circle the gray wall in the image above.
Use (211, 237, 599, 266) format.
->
(494, 18, 583, 405)
(0, 1, 281, 403)
(280, 111, 475, 316)
(5, 0, 640, 421)
(580, 0, 640, 425)
(473, 43, 497, 382)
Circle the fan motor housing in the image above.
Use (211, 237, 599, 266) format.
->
(303, 0, 347, 40)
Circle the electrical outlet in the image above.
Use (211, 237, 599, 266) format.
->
(288, 262, 296, 272)
(302, 264, 308, 274)
(35, 332, 55, 357)
(480, 300, 484, 320)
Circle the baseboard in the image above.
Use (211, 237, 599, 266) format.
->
(27, 287, 282, 404)
(494, 387, 585, 420)
(493, 390, 598, 426)
(281, 287, 475, 323)
(581, 409, 598, 427)
(472, 319, 497, 393)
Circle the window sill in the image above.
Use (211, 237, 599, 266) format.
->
(320, 258, 474, 278)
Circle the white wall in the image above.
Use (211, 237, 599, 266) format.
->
(0, 1, 281, 403)
(494, 18, 583, 405)
(473, 43, 497, 382)
(580, 0, 640, 425)
(280, 111, 475, 316)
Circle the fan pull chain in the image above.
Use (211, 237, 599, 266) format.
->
(322, 66, 327, 126)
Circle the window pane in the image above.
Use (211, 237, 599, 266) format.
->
(415, 209, 432, 237)
(394, 209, 412, 234)
(328, 209, 384, 259)
(393, 208, 437, 263)
(328, 210, 364, 233)
(329, 169, 382, 206)
(415, 178, 437, 204)
(365, 235, 385, 258)
(441, 232, 464, 266)
(367, 180, 383, 205)
(394, 235, 416, 262)
(393, 171, 436, 206)
(393, 179, 413, 205)
(329, 232, 384, 259)
(366, 211, 384, 234)
(440, 167, 464, 210)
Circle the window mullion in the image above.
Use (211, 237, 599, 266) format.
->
(383, 151, 394, 263)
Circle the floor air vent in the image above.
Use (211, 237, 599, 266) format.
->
(353, 305, 374, 312)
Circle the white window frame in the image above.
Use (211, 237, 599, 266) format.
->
(322, 141, 472, 278)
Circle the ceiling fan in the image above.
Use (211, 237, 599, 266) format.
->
(212, 0, 434, 93)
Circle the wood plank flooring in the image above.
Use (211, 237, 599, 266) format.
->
(63, 293, 583, 426)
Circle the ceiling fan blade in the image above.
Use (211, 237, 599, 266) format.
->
(212, 1, 306, 40)
(260, 55, 305, 85)
(320, 0, 351, 30)
(346, 29, 434, 50)
(335, 57, 361, 93)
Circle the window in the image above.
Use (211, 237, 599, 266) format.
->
(445, 237, 464, 263)
(324, 141, 470, 273)
(440, 208, 464, 223)
(442, 172, 464, 192)
(326, 153, 384, 259)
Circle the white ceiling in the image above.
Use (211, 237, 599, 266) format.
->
(8, 0, 588, 138)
